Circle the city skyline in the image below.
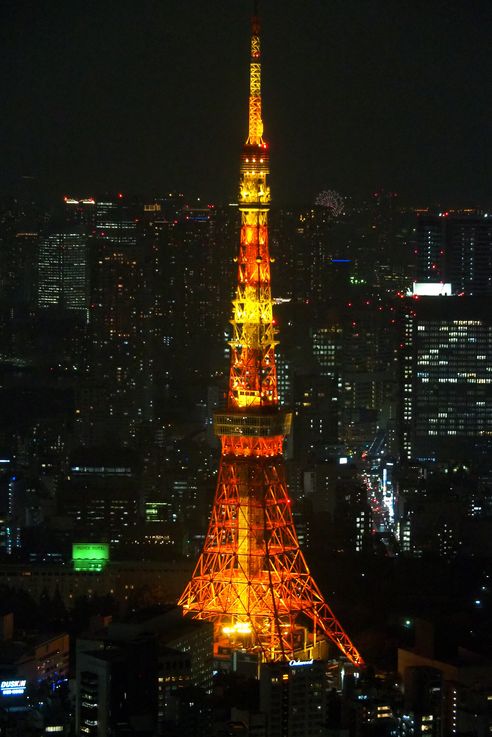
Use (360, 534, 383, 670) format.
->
(1, 0, 491, 205)
(1, 2, 492, 734)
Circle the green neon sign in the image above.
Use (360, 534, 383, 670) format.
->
(72, 543, 109, 572)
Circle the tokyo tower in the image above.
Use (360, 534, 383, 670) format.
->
(178, 5, 363, 667)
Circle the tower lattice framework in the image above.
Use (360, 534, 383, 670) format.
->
(179, 9, 363, 667)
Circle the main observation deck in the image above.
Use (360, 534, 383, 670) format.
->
(214, 410, 292, 438)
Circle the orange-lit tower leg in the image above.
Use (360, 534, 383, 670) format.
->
(178, 7, 364, 667)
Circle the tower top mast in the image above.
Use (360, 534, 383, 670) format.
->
(246, 0, 264, 146)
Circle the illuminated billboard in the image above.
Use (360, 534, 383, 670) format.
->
(288, 659, 314, 667)
(72, 543, 109, 572)
(1, 679, 26, 696)
(409, 282, 452, 296)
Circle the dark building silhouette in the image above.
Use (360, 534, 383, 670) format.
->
(416, 211, 492, 295)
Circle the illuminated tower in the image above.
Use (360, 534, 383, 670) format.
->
(179, 7, 363, 666)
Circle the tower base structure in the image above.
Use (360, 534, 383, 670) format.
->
(179, 437, 363, 667)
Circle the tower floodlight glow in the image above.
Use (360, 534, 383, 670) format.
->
(178, 5, 363, 667)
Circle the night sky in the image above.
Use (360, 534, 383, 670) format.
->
(1, 0, 491, 206)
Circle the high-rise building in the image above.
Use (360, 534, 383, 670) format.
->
(399, 639, 492, 737)
(76, 607, 213, 737)
(76, 634, 158, 736)
(158, 204, 218, 386)
(63, 196, 96, 230)
(341, 298, 398, 450)
(37, 229, 89, 319)
(0, 197, 41, 311)
(259, 659, 331, 737)
(95, 195, 137, 245)
(399, 295, 492, 463)
(292, 374, 339, 461)
(416, 211, 492, 295)
(60, 449, 140, 545)
(311, 323, 342, 381)
(77, 195, 152, 445)
(1, 231, 38, 310)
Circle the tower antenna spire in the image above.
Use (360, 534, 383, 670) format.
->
(247, 0, 263, 145)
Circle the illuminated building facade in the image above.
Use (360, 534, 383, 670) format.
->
(311, 324, 341, 381)
(38, 230, 89, 319)
(179, 10, 362, 665)
(400, 296, 492, 462)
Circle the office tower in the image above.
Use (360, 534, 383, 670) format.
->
(399, 635, 492, 737)
(1, 231, 38, 310)
(144, 200, 235, 414)
(370, 189, 400, 289)
(268, 208, 301, 301)
(0, 197, 40, 307)
(0, 202, 40, 370)
(60, 449, 140, 545)
(259, 659, 330, 737)
(78, 194, 152, 445)
(303, 461, 373, 555)
(76, 635, 158, 736)
(270, 205, 349, 307)
(76, 607, 213, 737)
(159, 204, 218, 387)
(275, 350, 293, 407)
(63, 196, 96, 230)
(38, 229, 89, 319)
(95, 195, 137, 245)
(399, 295, 492, 463)
(292, 374, 339, 460)
(311, 323, 342, 381)
(179, 10, 362, 665)
(341, 298, 398, 449)
(415, 212, 447, 285)
(416, 210, 492, 295)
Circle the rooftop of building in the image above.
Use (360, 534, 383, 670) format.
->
(0, 631, 68, 666)
(78, 606, 211, 649)
(69, 445, 141, 473)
